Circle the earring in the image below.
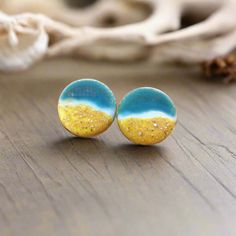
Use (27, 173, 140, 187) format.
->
(58, 79, 117, 137)
(117, 87, 177, 145)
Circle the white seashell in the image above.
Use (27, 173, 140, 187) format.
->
(0, 13, 48, 72)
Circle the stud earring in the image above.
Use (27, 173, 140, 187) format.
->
(117, 87, 177, 145)
(58, 79, 117, 137)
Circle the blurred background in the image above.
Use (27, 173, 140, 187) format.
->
(1, 0, 235, 81)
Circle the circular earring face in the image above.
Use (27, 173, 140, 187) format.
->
(117, 87, 177, 145)
(58, 79, 116, 137)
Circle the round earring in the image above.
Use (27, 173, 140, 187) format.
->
(58, 79, 117, 137)
(117, 87, 177, 145)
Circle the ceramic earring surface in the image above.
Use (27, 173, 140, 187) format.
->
(58, 79, 116, 137)
(117, 87, 177, 145)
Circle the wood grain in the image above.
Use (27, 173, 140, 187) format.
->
(0, 59, 236, 236)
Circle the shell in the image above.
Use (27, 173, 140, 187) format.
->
(0, 13, 48, 72)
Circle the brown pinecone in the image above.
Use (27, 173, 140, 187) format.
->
(202, 54, 236, 83)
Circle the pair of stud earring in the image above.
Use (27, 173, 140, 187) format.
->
(58, 79, 177, 145)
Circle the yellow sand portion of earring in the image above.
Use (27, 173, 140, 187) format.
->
(58, 104, 113, 137)
(118, 117, 176, 145)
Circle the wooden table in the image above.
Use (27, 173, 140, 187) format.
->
(1, 59, 236, 236)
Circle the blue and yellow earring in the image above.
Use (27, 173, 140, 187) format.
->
(117, 87, 177, 145)
(58, 79, 117, 137)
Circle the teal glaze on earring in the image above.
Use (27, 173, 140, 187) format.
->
(58, 79, 117, 137)
(117, 87, 177, 145)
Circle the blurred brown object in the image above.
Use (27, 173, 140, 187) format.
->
(202, 54, 236, 83)
(65, 0, 97, 8)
